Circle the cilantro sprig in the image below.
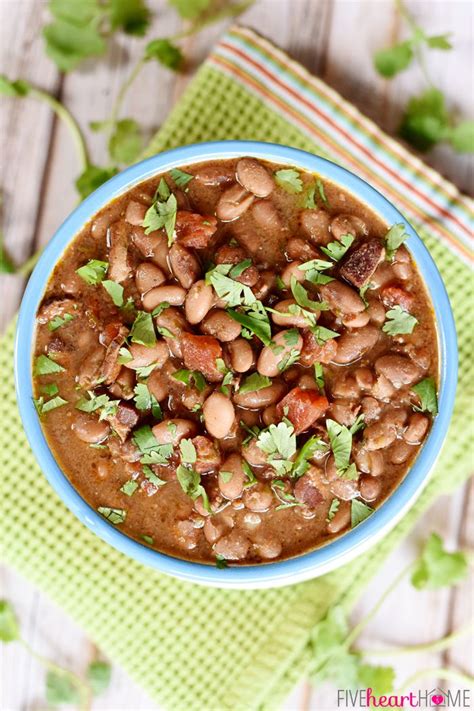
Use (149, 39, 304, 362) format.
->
(382, 305, 418, 336)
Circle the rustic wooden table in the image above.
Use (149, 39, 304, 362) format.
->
(1, 1, 472, 709)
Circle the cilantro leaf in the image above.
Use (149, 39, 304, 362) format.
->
(75, 392, 119, 420)
(292, 435, 328, 479)
(133, 383, 162, 418)
(143, 191, 177, 246)
(215, 553, 228, 568)
(310, 606, 360, 688)
(76, 259, 108, 285)
(385, 223, 408, 261)
(351, 499, 374, 527)
(97, 507, 126, 524)
(102, 280, 124, 307)
(321, 234, 354, 261)
(411, 533, 468, 590)
(43, 18, 106, 73)
(47, 313, 75, 331)
(299, 258, 334, 285)
(176, 465, 210, 511)
(120, 480, 138, 497)
(316, 178, 329, 207)
(399, 88, 449, 152)
(172, 369, 207, 392)
(206, 264, 255, 307)
(239, 373, 272, 395)
(130, 311, 156, 347)
(314, 362, 325, 392)
(109, 0, 150, 36)
(382, 305, 418, 335)
(179, 438, 197, 464)
(46, 670, 80, 706)
(34, 354, 65, 375)
(86, 660, 112, 696)
(133, 425, 172, 464)
(169, 167, 194, 187)
(0, 600, 20, 642)
(291, 278, 328, 312)
(374, 41, 414, 77)
(108, 118, 142, 164)
(75, 165, 117, 200)
(326, 419, 353, 474)
(227, 301, 272, 345)
(256, 420, 297, 475)
(412, 377, 438, 415)
(0, 75, 31, 97)
(41, 382, 59, 397)
(145, 38, 183, 70)
(426, 33, 452, 50)
(303, 183, 316, 209)
(310, 324, 340, 345)
(34, 395, 68, 415)
(326, 498, 340, 522)
(274, 168, 303, 194)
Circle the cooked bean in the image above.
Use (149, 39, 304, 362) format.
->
(216, 184, 254, 221)
(364, 420, 397, 450)
(355, 447, 383, 476)
(329, 399, 360, 427)
(354, 367, 374, 390)
(370, 262, 395, 289)
(169, 243, 200, 289)
(250, 199, 282, 231)
(94, 459, 112, 479)
(125, 200, 147, 225)
(333, 325, 379, 365)
(147, 370, 170, 402)
(342, 310, 370, 328)
(331, 375, 360, 399)
(184, 280, 214, 324)
(132, 228, 171, 274)
(135, 262, 166, 294)
(72, 415, 110, 444)
(194, 165, 234, 185)
(125, 341, 169, 369)
(228, 338, 253, 373)
(330, 478, 359, 501)
(234, 381, 286, 409)
(77, 346, 105, 389)
(403, 413, 429, 444)
(272, 299, 311, 328)
(359, 475, 382, 502)
(253, 535, 282, 559)
(361, 396, 382, 423)
(243, 483, 273, 512)
(252, 269, 276, 300)
(90, 203, 123, 239)
(294, 468, 324, 508)
(203, 392, 235, 439)
(300, 209, 331, 245)
(201, 309, 242, 342)
(108, 366, 135, 400)
(218, 454, 246, 499)
(393, 260, 412, 280)
(257, 329, 303, 377)
(262, 405, 278, 426)
(372, 373, 396, 400)
(286, 237, 318, 262)
(236, 158, 274, 197)
(152, 419, 197, 445)
(389, 440, 413, 464)
(366, 298, 386, 326)
(176, 519, 199, 550)
(331, 214, 367, 240)
(327, 502, 351, 534)
(142, 285, 186, 311)
(319, 280, 365, 315)
(375, 354, 422, 388)
(214, 530, 250, 560)
(108, 221, 131, 283)
(281, 261, 305, 287)
(298, 374, 318, 390)
(203, 514, 233, 544)
(192, 435, 221, 474)
(242, 438, 269, 467)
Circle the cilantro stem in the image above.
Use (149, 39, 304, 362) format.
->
(358, 620, 474, 657)
(19, 639, 91, 711)
(29, 88, 90, 171)
(109, 56, 147, 130)
(395, 0, 433, 86)
(396, 667, 474, 693)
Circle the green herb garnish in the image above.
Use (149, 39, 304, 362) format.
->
(385, 223, 408, 261)
(47, 313, 75, 331)
(351, 499, 374, 528)
(102, 279, 124, 307)
(130, 310, 156, 348)
(133, 383, 162, 419)
(256, 420, 297, 476)
(170, 167, 194, 186)
(382, 306, 418, 335)
(321, 234, 354, 262)
(227, 301, 272, 346)
(327, 498, 340, 522)
(172, 368, 207, 392)
(120, 480, 138, 497)
(97, 507, 126, 524)
(34, 354, 65, 375)
(34, 395, 68, 416)
(133, 425, 172, 464)
(238, 373, 272, 395)
(143, 189, 177, 246)
(206, 264, 256, 307)
(76, 259, 108, 285)
(274, 168, 303, 194)
(412, 377, 438, 415)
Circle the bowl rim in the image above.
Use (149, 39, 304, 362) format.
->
(15, 140, 458, 587)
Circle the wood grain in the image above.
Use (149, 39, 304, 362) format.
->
(0, 1, 472, 709)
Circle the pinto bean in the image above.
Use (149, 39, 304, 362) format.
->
(319, 280, 365, 315)
(132, 228, 170, 274)
(216, 184, 254, 222)
(363, 420, 397, 451)
(300, 209, 331, 245)
(152, 419, 197, 445)
(366, 298, 386, 326)
(257, 329, 303, 377)
(372, 373, 396, 400)
(227, 338, 254, 373)
(331, 375, 359, 399)
(184, 280, 214, 325)
(330, 478, 359, 501)
(135, 262, 166, 294)
(342, 310, 370, 328)
(300, 330, 338, 366)
(91, 203, 123, 239)
(250, 199, 282, 231)
(389, 440, 413, 464)
(370, 262, 395, 289)
(72, 415, 110, 444)
(147, 369, 170, 402)
(333, 325, 379, 365)
(354, 367, 374, 390)
(125, 200, 147, 225)
(262, 405, 278, 426)
(218, 454, 247, 500)
(252, 535, 282, 560)
(125, 341, 169, 369)
(203, 512, 234, 544)
(355, 448, 384, 476)
(330, 214, 367, 240)
(243, 483, 273, 512)
(142, 285, 186, 311)
(108, 366, 135, 400)
(194, 165, 234, 185)
(327, 501, 351, 534)
(234, 381, 286, 409)
(329, 400, 361, 427)
(361, 396, 382, 423)
(403, 413, 429, 444)
(242, 438, 269, 467)
(203, 392, 235, 439)
(77, 346, 105, 389)
(294, 468, 324, 508)
(393, 261, 412, 280)
(286, 237, 319, 262)
(169, 243, 200, 289)
(375, 354, 422, 388)
(108, 221, 131, 283)
(236, 158, 274, 197)
(192, 435, 221, 474)
(252, 269, 276, 301)
(281, 261, 305, 288)
(201, 310, 241, 342)
(214, 531, 250, 560)
(272, 299, 312, 328)
(359, 475, 382, 502)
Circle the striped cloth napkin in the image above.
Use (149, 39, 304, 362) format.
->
(0, 26, 472, 711)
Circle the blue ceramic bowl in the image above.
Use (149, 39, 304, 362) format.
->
(15, 141, 457, 588)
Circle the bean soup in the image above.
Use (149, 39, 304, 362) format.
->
(32, 157, 439, 565)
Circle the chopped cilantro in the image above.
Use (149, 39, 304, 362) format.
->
(256, 420, 297, 475)
(143, 189, 177, 246)
(411, 532, 468, 589)
(277, 347, 300, 372)
(41, 382, 59, 397)
(75, 392, 119, 420)
(142, 534, 154, 545)
(321, 234, 354, 261)
(34, 395, 68, 416)
(351, 499, 374, 527)
(117, 347, 133, 365)
(291, 278, 329, 312)
(179, 438, 197, 464)
(299, 258, 334, 285)
(169, 168, 194, 186)
(172, 369, 207, 392)
(215, 554, 228, 569)
(291, 435, 328, 479)
(120, 480, 138, 497)
(176, 465, 210, 512)
(34, 355, 65, 376)
(229, 259, 252, 278)
(47, 313, 75, 331)
(133, 383, 162, 419)
(385, 223, 408, 261)
(97, 507, 126, 524)
(102, 280, 124, 307)
(274, 168, 303, 194)
(382, 306, 418, 335)
(314, 362, 325, 392)
(326, 419, 359, 476)
(238, 373, 272, 395)
(242, 459, 257, 486)
(220, 470, 234, 483)
(76, 259, 108, 285)
(133, 425, 172, 464)
(412, 377, 438, 415)
(227, 301, 272, 345)
(327, 498, 340, 522)
(310, 324, 340, 345)
(316, 178, 329, 207)
(130, 311, 156, 348)
(206, 264, 255, 307)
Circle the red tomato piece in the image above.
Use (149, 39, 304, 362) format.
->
(276, 387, 329, 434)
(381, 285, 415, 311)
(175, 211, 218, 249)
(300, 329, 338, 366)
(181, 334, 224, 382)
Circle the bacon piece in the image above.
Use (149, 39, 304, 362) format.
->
(107, 402, 139, 442)
(381, 285, 415, 311)
(300, 330, 338, 366)
(180, 333, 224, 382)
(175, 211, 218, 249)
(340, 239, 385, 288)
(192, 436, 221, 473)
(276, 387, 329, 434)
(294, 468, 325, 508)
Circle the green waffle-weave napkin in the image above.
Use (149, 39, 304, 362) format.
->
(1, 27, 473, 711)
